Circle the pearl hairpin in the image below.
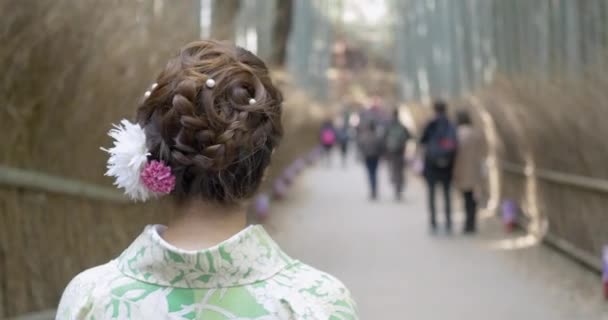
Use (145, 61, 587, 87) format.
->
(144, 82, 157, 99)
(249, 98, 257, 105)
(205, 78, 216, 88)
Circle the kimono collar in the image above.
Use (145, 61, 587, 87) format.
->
(117, 225, 293, 289)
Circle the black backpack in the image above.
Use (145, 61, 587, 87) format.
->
(385, 123, 410, 153)
(426, 121, 457, 168)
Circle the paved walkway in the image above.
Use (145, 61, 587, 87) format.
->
(266, 156, 608, 319)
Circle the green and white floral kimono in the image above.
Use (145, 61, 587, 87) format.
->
(57, 225, 358, 319)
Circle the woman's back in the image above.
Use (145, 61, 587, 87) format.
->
(453, 125, 484, 190)
(357, 126, 383, 158)
(57, 225, 356, 319)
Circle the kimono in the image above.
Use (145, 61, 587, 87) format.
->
(57, 225, 358, 320)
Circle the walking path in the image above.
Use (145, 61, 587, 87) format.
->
(266, 156, 608, 319)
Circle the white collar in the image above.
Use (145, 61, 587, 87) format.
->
(117, 224, 293, 289)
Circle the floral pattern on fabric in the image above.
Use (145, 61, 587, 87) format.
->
(57, 225, 358, 320)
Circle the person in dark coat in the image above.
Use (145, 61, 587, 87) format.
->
(384, 109, 411, 200)
(419, 100, 458, 232)
(357, 120, 384, 200)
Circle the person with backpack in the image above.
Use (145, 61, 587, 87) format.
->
(419, 100, 458, 233)
(384, 108, 411, 200)
(320, 120, 337, 166)
(357, 120, 384, 200)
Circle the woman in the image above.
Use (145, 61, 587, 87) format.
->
(57, 40, 357, 319)
(453, 110, 484, 234)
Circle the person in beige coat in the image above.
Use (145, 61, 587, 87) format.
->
(453, 110, 485, 233)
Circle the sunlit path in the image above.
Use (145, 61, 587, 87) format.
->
(266, 154, 607, 319)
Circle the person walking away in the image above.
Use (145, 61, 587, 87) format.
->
(320, 120, 337, 166)
(420, 100, 458, 232)
(384, 109, 411, 200)
(357, 120, 384, 200)
(453, 110, 484, 234)
(337, 109, 353, 167)
(358, 95, 385, 133)
(337, 123, 351, 167)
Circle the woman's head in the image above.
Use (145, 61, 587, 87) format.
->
(136, 40, 283, 204)
(392, 108, 400, 120)
(456, 110, 472, 126)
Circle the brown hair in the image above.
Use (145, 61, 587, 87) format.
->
(433, 99, 447, 115)
(456, 110, 472, 126)
(136, 40, 283, 204)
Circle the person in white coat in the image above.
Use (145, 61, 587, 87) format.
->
(453, 110, 485, 234)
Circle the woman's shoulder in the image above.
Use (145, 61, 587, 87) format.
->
(287, 260, 353, 291)
(56, 260, 120, 319)
(72, 259, 119, 280)
(273, 260, 359, 319)
(457, 125, 474, 139)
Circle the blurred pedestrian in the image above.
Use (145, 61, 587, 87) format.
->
(453, 110, 484, 234)
(419, 100, 458, 232)
(320, 120, 337, 166)
(358, 120, 384, 200)
(384, 108, 411, 200)
(358, 95, 385, 133)
(337, 117, 351, 167)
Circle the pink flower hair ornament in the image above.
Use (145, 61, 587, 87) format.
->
(140, 160, 176, 194)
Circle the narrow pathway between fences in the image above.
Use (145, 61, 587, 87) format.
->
(265, 153, 608, 319)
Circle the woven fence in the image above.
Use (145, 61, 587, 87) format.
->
(0, 0, 200, 316)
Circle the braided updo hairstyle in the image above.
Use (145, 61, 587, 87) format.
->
(136, 40, 283, 204)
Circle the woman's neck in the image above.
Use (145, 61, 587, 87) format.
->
(161, 200, 247, 251)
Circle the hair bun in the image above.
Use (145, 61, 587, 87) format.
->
(136, 40, 283, 203)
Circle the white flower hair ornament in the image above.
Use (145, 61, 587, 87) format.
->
(101, 119, 176, 201)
